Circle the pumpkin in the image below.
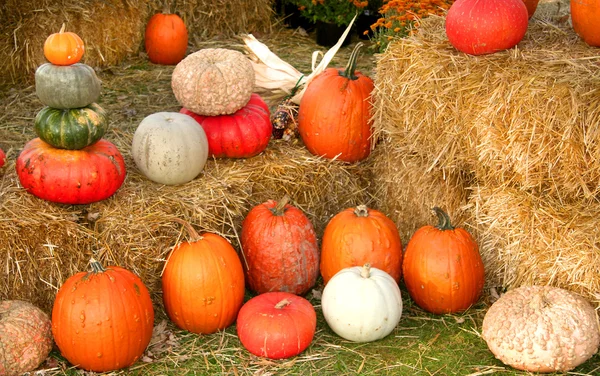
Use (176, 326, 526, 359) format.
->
(321, 264, 402, 342)
(52, 258, 154, 372)
(0, 300, 53, 376)
(131, 112, 209, 185)
(35, 63, 101, 109)
(320, 205, 402, 285)
(171, 48, 255, 116)
(298, 43, 373, 163)
(523, 0, 540, 18)
(34, 103, 108, 150)
(482, 286, 600, 372)
(0, 147, 5, 168)
(240, 196, 320, 295)
(145, 11, 188, 65)
(180, 93, 272, 158)
(16, 138, 126, 204)
(237, 292, 316, 359)
(162, 219, 245, 334)
(43, 23, 85, 66)
(402, 207, 485, 314)
(445, 0, 529, 55)
(571, 0, 600, 47)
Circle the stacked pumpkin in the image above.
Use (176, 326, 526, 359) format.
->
(16, 25, 126, 204)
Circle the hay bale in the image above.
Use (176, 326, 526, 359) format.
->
(467, 185, 600, 307)
(372, 16, 600, 200)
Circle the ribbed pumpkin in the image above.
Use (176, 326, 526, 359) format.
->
(171, 48, 255, 116)
(571, 0, 600, 47)
(0, 300, 53, 376)
(51, 259, 154, 372)
(240, 196, 320, 295)
(180, 93, 272, 158)
(298, 43, 374, 163)
(162, 219, 245, 334)
(16, 138, 126, 204)
(145, 11, 188, 65)
(35, 63, 101, 109)
(237, 292, 317, 359)
(402, 207, 485, 314)
(43, 24, 85, 66)
(320, 205, 403, 285)
(34, 103, 108, 150)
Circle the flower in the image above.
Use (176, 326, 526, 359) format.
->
(287, 0, 370, 26)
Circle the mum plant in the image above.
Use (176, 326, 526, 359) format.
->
(289, 0, 370, 26)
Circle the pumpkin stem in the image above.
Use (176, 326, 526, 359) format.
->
(172, 217, 203, 242)
(275, 299, 292, 309)
(59, 23, 66, 34)
(360, 263, 371, 278)
(271, 195, 290, 216)
(529, 292, 549, 311)
(432, 207, 455, 231)
(89, 258, 106, 273)
(339, 42, 364, 80)
(354, 205, 369, 217)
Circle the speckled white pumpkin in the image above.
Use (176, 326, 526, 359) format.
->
(321, 264, 402, 343)
(131, 112, 208, 185)
(482, 286, 600, 373)
(171, 48, 255, 116)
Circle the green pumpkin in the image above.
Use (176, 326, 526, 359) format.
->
(34, 103, 109, 150)
(35, 63, 101, 109)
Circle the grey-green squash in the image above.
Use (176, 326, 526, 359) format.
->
(35, 63, 101, 109)
(34, 103, 108, 150)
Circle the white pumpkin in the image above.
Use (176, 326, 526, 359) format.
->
(321, 264, 402, 343)
(482, 285, 600, 373)
(131, 112, 209, 185)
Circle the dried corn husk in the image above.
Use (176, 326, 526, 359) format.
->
(242, 14, 357, 104)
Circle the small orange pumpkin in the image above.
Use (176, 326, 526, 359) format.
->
(145, 11, 188, 65)
(402, 207, 485, 314)
(571, 0, 600, 47)
(43, 24, 85, 66)
(162, 219, 245, 334)
(320, 205, 403, 285)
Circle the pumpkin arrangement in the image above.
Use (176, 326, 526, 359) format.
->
(16, 25, 126, 204)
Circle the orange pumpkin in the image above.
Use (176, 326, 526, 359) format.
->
(162, 219, 245, 334)
(402, 207, 485, 314)
(523, 0, 539, 18)
(571, 0, 600, 47)
(51, 259, 154, 372)
(43, 24, 85, 66)
(145, 11, 188, 65)
(298, 42, 374, 163)
(320, 205, 403, 285)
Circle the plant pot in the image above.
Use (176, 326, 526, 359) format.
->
(315, 21, 351, 47)
(356, 10, 380, 40)
(279, 2, 315, 32)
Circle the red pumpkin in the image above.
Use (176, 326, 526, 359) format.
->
(162, 219, 245, 334)
(180, 93, 271, 158)
(571, 0, 600, 47)
(51, 259, 154, 372)
(241, 196, 320, 295)
(16, 138, 126, 205)
(445, 0, 529, 55)
(523, 0, 540, 18)
(237, 292, 316, 359)
(320, 205, 403, 285)
(145, 11, 188, 65)
(43, 24, 85, 66)
(402, 207, 485, 314)
(0, 147, 5, 168)
(298, 43, 374, 163)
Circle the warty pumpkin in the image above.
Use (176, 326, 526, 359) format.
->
(162, 219, 245, 334)
(0, 300, 53, 376)
(51, 259, 155, 372)
(240, 196, 320, 295)
(145, 11, 188, 65)
(402, 207, 485, 314)
(34, 103, 108, 150)
(571, 0, 600, 47)
(180, 93, 271, 158)
(171, 48, 255, 116)
(16, 138, 126, 204)
(320, 205, 402, 285)
(297, 42, 374, 163)
(35, 62, 101, 109)
(43, 24, 85, 66)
